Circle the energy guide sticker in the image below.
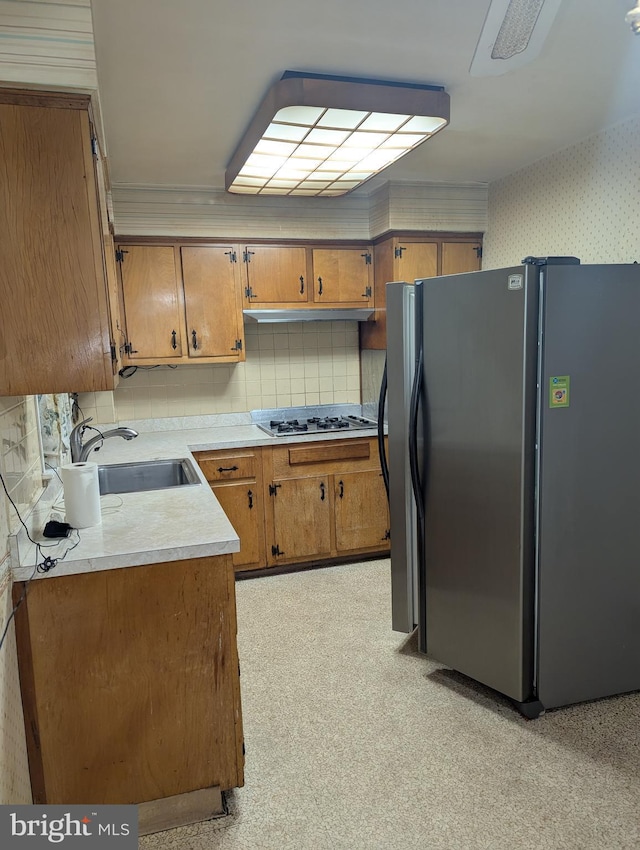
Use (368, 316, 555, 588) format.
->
(549, 376, 570, 408)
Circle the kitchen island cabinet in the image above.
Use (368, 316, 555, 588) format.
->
(14, 553, 243, 831)
(0, 90, 118, 395)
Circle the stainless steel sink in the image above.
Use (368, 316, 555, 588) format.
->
(97, 458, 201, 495)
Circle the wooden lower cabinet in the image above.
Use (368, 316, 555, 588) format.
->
(194, 448, 266, 571)
(335, 469, 390, 553)
(14, 555, 244, 807)
(263, 437, 390, 568)
(270, 475, 332, 561)
(196, 440, 390, 572)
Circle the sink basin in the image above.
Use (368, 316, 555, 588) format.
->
(98, 458, 201, 495)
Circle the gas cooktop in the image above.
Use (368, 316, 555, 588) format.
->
(251, 405, 377, 438)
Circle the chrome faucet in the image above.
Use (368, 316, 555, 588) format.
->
(70, 417, 139, 463)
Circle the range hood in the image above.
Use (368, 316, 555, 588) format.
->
(243, 308, 374, 323)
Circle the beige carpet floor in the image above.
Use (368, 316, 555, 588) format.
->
(141, 558, 640, 850)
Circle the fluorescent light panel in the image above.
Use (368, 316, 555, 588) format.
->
(226, 72, 450, 197)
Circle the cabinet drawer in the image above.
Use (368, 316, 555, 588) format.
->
(195, 452, 257, 481)
(270, 438, 377, 478)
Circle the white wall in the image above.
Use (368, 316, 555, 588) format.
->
(483, 115, 640, 268)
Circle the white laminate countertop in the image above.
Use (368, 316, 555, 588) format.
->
(11, 421, 379, 582)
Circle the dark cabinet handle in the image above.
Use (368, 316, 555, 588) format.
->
(248, 489, 253, 509)
(171, 330, 177, 350)
(217, 465, 239, 473)
(299, 275, 305, 295)
(192, 329, 198, 350)
(338, 480, 344, 499)
(318, 276, 323, 296)
(320, 482, 325, 501)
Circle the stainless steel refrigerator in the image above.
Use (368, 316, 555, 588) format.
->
(384, 257, 640, 717)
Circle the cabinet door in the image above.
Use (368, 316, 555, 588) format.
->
(212, 483, 265, 570)
(396, 240, 439, 283)
(312, 247, 373, 304)
(181, 246, 244, 359)
(118, 245, 184, 360)
(269, 476, 332, 562)
(441, 241, 483, 276)
(0, 99, 113, 394)
(334, 470, 390, 553)
(244, 245, 307, 304)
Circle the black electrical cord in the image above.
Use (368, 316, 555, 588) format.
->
(0, 470, 81, 652)
(119, 364, 177, 378)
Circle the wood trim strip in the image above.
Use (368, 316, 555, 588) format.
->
(288, 441, 370, 465)
(0, 89, 91, 109)
(12, 582, 47, 804)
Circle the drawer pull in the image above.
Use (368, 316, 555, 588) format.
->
(217, 465, 239, 473)
(248, 489, 253, 509)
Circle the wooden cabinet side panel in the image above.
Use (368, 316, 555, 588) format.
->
(0, 104, 113, 394)
(360, 240, 395, 350)
(119, 245, 184, 360)
(16, 557, 242, 804)
(181, 246, 244, 359)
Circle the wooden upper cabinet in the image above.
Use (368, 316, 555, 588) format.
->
(0, 93, 115, 395)
(243, 245, 307, 305)
(116, 243, 246, 366)
(118, 245, 184, 360)
(181, 246, 243, 359)
(441, 241, 482, 276)
(311, 247, 373, 304)
(396, 240, 438, 283)
(360, 234, 483, 350)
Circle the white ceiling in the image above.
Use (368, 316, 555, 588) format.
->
(90, 0, 640, 194)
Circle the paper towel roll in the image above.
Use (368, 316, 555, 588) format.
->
(61, 462, 102, 528)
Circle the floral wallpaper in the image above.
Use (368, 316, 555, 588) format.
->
(37, 393, 73, 467)
(483, 115, 640, 268)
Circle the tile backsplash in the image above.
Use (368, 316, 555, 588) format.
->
(78, 321, 362, 424)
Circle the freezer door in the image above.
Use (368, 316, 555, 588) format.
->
(387, 283, 419, 633)
(421, 266, 538, 702)
(537, 263, 640, 708)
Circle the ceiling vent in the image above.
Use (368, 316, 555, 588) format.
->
(470, 0, 563, 76)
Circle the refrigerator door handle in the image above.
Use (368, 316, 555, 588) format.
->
(409, 344, 425, 520)
(378, 355, 390, 501)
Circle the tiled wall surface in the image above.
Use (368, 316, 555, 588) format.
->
(483, 115, 640, 268)
(0, 396, 40, 805)
(79, 321, 362, 423)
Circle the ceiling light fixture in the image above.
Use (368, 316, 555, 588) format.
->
(470, 0, 563, 76)
(225, 71, 450, 198)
